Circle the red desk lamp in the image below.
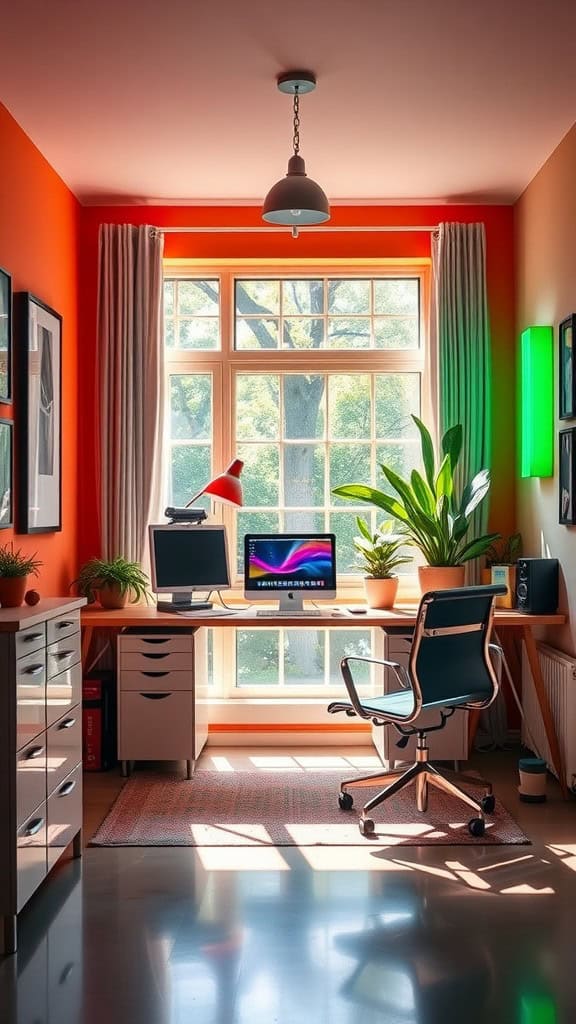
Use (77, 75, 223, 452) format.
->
(164, 459, 244, 523)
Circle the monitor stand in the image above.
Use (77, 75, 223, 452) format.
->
(156, 592, 213, 612)
(277, 592, 304, 612)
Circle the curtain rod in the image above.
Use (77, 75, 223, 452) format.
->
(157, 224, 438, 234)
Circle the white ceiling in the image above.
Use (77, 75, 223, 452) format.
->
(2, 0, 576, 206)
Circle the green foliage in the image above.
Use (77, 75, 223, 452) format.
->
(352, 518, 412, 579)
(0, 543, 42, 578)
(485, 532, 522, 566)
(71, 557, 150, 605)
(333, 416, 499, 567)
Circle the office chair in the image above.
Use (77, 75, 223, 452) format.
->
(328, 584, 506, 838)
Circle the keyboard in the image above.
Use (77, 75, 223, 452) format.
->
(256, 609, 323, 618)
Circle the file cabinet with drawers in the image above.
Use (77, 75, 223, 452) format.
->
(0, 597, 86, 955)
(117, 627, 208, 779)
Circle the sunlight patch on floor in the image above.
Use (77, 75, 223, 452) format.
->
(195, 845, 291, 871)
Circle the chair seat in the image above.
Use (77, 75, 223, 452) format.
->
(359, 687, 487, 720)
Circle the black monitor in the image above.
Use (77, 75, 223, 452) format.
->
(149, 524, 231, 611)
(244, 533, 337, 612)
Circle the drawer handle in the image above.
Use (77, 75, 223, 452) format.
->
(24, 744, 45, 760)
(141, 638, 170, 645)
(58, 717, 76, 729)
(58, 779, 77, 797)
(23, 664, 44, 676)
(23, 817, 44, 837)
(22, 632, 44, 643)
(56, 621, 76, 628)
(141, 653, 169, 660)
(141, 671, 169, 678)
(54, 650, 75, 660)
(140, 692, 171, 700)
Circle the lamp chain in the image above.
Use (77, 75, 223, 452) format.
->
(292, 87, 300, 155)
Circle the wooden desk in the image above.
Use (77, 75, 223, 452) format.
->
(81, 604, 568, 797)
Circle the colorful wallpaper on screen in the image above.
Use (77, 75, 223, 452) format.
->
(248, 538, 333, 580)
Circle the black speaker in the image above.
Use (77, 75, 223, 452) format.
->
(516, 558, 559, 614)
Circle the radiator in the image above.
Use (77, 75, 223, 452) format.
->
(521, 642, 576, 793)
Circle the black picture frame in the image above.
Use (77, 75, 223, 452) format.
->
(0, 267, 12, 403)
(16, 293, 62, 533)
(559, 314, 576, 419)
(0, 418, 13, 528)
(559, 428, 576, 524)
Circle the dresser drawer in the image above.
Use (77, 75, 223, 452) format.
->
(15, 621, 46, 659)
(120, 669, 193, 692)
(119, 690, 193, 761)
(16, 651, 46, 750)
(119, 633, 194, 655)
(46, 661, 82, 728)
(47, 711, 82, 795)
(17, 739, 48, 828)
(47, 764, 82, 869)
(17, 801, 47, 912)
(47, 632, 81, 679)
(120, 650, 193, 673)
(47, 611, 80, 645)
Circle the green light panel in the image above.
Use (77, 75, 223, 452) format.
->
(521, 326, 553, 478)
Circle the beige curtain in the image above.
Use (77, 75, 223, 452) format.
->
(97, 224, 164, 562)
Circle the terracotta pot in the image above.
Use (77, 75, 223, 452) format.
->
(98, 583, 128, 610)
(418, 565, 466, 594)
(364, 576, 399, 610)
(0, 575, 28, 608)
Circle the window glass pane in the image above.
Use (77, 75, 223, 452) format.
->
(237, 444, 279, 506)
(284, 631, 325, 686)
(178, 318, 219, 350)
(236, 511, 280, 573)
(374, 316, 419, 350)
(236, 374, 279, 440)
(177, 280, 219, 315)
(329, 444, 371, 503)
(236, 280, 280, 315)
(164, 280, 175, 315)
(329, 375, 371, 439)
(283, 445, 324, 507)
(236, 317, 279, 350)
(283, 318, 324, 349)
(169, 374, 211, 439)
(283, 374, 325, 439)
(328, 631, 371, 686)
(328, 279, 370, 314)
(236, 630, 280, 686)
(283, 510, 325, 534)
(374, 278, 419, 315)
(375, 374, 420, 438)
(327, 317, 370, 349)
(282, 279, 323, 315)
(330, 511, 372, 574)
(164, 319, 175, 348)
(170, 445, 211, 509)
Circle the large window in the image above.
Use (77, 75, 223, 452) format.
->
(162, 264, 429, 697)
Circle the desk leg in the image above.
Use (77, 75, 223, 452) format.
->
(522, 625, 568, 799)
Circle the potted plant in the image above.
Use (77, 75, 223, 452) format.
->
(71, 556, 150, 609)
(0, 543, 43, 608)
(352, 517, 412, 608)
(333, 416, 499, 592)
(483, 532, 522, 607)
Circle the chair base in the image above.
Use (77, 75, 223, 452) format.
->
(340, 740, 493, 836)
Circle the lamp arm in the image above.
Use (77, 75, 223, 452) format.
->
(184, 488, 205, 509)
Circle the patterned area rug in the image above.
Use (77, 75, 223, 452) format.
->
(90, 770, 530, 847)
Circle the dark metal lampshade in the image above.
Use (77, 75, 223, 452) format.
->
(262, 154, 330, 226)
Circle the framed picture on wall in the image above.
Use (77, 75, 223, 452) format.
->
(559, 314, 576, 419)
(0, 268, 12, 403)
(0, 419, 13, 528)
(559, 428, 576, 524)
(16, 293, 62, 533)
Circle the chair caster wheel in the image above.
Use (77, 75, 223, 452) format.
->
(339, 792, 354, 811)
(468, 817, 485, 838)
(481, 794, 495, 814)
(360, 817, 375, 836)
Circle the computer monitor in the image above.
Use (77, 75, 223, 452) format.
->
(244, 533, 337, 612)
(149, 524, 231, 611)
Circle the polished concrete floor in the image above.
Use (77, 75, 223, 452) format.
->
(2, 747, 576, 1023)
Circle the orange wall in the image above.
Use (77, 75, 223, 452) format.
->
(0, 103, 80, 595)
(78, 203, 515, 564)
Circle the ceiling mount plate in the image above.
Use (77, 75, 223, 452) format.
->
(277, 72, 317, 95)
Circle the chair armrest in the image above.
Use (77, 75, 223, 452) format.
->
(340, 655, 413, 722)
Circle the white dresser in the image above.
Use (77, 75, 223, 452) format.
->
(0, 597, 86, 956)
(117, 627, 208, 779)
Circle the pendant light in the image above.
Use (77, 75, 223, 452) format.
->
(262, 71, 330, 232)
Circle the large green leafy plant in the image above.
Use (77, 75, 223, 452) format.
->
(333, 417, 499, 567)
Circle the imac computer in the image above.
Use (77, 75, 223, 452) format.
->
(149, 524, 231, 612)
(244, 533, 336, 615)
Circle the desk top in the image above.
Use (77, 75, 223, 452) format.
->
(81, 604, 566, 630)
